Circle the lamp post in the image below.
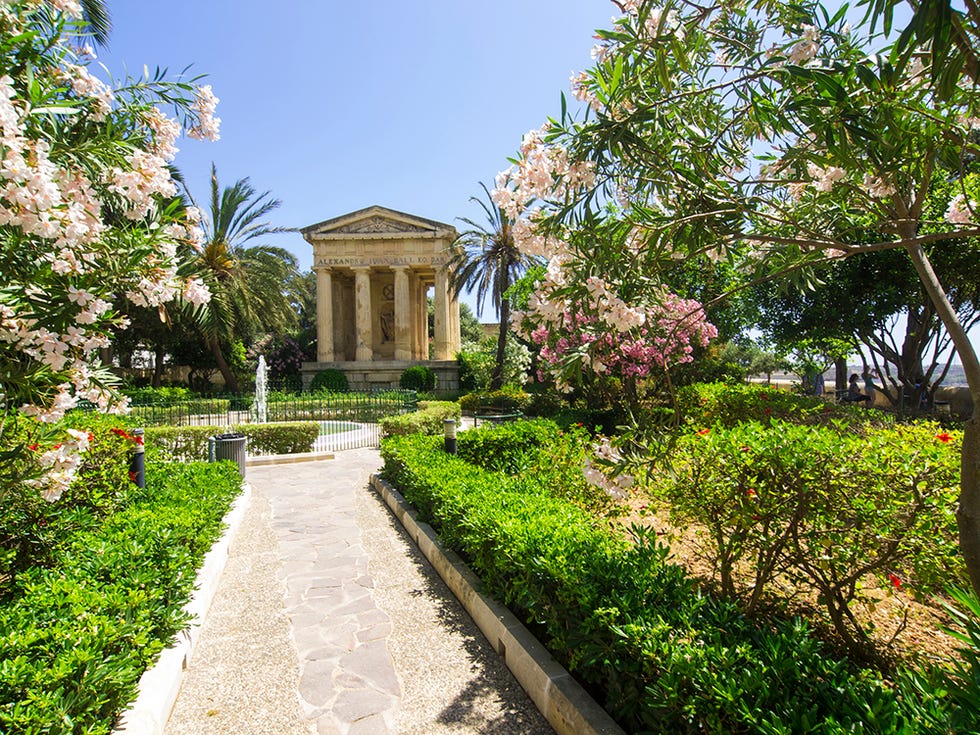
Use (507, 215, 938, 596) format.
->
(130, 428, 145, 488)
(443, 417, 457, 455)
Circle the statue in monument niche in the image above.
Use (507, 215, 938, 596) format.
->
(380, 304, 395, 343)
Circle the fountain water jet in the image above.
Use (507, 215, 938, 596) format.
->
(251, 355, 268, 424)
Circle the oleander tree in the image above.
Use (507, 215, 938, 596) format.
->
(493, 0, 980, 594)
(0, 1, 219, 500)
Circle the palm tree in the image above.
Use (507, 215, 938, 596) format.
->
(449, 182, 541, 390)
(195, 164, 297, 392)
(80, 0, 111, 46)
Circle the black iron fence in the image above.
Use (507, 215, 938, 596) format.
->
(121, 390, 418, 453)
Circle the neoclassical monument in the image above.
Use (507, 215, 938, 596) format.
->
(299, 206, 462, 390)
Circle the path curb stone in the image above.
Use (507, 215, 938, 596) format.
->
(369, 474, 627, 735)
(112, 482, 253, 735)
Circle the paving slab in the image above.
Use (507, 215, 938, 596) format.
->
(164, 449, 552, 735)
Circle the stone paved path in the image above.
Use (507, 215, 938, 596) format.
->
(164, 450, 553, 735)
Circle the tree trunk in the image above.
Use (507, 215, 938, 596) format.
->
(207, 336, 239, 394)
(905, 242, 980, 598)
(152, 345, 165, 388)
(491, 297, 510, 391)
(835, 358, 847, 396)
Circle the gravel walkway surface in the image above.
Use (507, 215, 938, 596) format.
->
(164, 450, 553, 735)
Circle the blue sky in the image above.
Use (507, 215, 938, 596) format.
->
(96, 1, 978, 364)
(98, 0, 613, 317)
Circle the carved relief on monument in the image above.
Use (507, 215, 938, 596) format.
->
(334, 216, 431, 234)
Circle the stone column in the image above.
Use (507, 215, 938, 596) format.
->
(450, 292, 461, 355)
(393, 266, 412, 361)
(433, 268, 451, 360)
(353, 266, 373, 362)
(315, 267, 334, 362)
(414, 277, 427, 360)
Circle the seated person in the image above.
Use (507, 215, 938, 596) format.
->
(843, 373, 871, 404)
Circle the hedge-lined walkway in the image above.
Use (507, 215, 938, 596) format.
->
(163, 451, 552, 735)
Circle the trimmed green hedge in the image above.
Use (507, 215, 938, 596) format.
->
(380, 429, 957, 734)
(458, 386, 531, 413)
(145, 421, 319, 461)
(378, 401, 461, 438)
(0, 460, 242, 735)
(675, 382, 895, 429)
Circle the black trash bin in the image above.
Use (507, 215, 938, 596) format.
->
(211, 432, 247, 478)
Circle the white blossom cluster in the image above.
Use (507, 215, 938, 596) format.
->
(582, 437, 634, 500)
(0, 2, 218, 498)
(23, 428, 92, 501)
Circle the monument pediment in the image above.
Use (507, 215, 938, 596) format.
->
(301, 206, 455, 239)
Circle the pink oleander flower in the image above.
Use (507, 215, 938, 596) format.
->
(187, 85, 221, 141)
(183, 277, 211, 306)
(945, 193, 975, 224)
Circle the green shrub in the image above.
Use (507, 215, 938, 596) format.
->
(1, 416, 138, 592)
(0, 461, 242, 735)
(310, 368, 349, 392)
(458, 386, 531, 413)
(379, 401, 460, 437)
(145, 422, 319, 461)
(455, 419, 560, 474)
(653, 419, 964, 653)
(399, 365, 437, 392)
(380, 434, 950, 733)
(123, 385, 195, 403)
(675, 381, 895, 430)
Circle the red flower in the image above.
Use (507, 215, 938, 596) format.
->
(87, 432, 94, 442)
(27, 443, 38, 451)
(888, 573, 902, 589)
(697, 428, 710, 436)
(764, 408, 772, 415)
(935, 432, 953, 443)
(746, 488, 757, 496)
(128, 471, 137, 483)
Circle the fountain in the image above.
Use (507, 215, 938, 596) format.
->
(251, 355, 268, 424)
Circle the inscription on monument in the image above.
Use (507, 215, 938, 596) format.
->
(314, 255, 449, 267)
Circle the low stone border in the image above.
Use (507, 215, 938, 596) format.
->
(369, 474, 626, 735)
(111, 482, 253, 735)
(246, 451, 334, 467)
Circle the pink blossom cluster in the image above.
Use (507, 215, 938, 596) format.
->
(24, 428, 91, 501)
(47, 0, 83, 17)
(516, 283, 717, 385)
(945, 193, 976, 224)
(569, 70, 601, 113)
(60, 64, 113, 120)
(187, 85, 221, 141)
(787, 25, 820, 65)
(491, 126, 595, 221)
(806, 163, 846, 193)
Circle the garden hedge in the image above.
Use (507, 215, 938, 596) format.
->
(145, 421, 319, 461)
(380, 425, 962, 734)
(0, 460, 242, 734)
(378, 400, 461, 438)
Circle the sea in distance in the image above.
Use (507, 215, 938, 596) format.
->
(761, 364, 970, 388)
